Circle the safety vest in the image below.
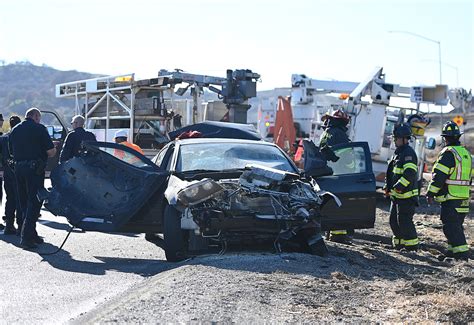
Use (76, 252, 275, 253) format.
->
(432, 146, 471, 202)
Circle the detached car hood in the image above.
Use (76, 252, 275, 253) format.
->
(43, 142, 168, 232)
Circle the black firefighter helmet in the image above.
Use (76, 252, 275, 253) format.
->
(392, 123, 412, 138)
(440, 121, 463, 137)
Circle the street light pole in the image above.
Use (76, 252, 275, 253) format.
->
(388, 30, 444, 124)
(438, 41, 442, 84)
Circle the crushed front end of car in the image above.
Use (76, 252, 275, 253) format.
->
(168, 164, 341, 257)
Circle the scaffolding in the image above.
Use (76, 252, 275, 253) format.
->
(56, 73, 191, 148)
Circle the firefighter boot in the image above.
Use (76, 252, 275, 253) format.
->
(329, 230, 352, 244)
(3, 222, 17, 235)
(453, 252, 469, 261)
(392, 236, 403, 250)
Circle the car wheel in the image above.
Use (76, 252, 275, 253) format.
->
(163, 204, 187, 262)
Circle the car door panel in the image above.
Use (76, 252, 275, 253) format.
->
(314, 142, 376, 230)
(118, 144, 176, 233)
(45, 142, 169, 232)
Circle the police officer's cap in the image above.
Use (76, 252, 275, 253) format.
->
(392, 123, 412, 138)
(441, 121, 463, 137)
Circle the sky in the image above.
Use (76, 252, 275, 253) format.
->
(0, 0, 472, 95)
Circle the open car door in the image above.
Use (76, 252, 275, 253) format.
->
(314, 142, 376, 230)
(42, 110, 69, 177)
(44, 142, 169, 232)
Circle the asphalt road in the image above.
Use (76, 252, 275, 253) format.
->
(0, 204, 171, 324)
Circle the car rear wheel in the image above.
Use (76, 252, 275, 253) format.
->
(163, 204, 187, 262)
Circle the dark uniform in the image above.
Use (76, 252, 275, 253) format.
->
(319, 110, 353, 242)
(0, 129, 3, 231)
(385, 130, 419, 250)
(319, 117, 350, 161)
(59, 127, 96, 163)
(9, 117, 54, 247)
(427, 121, 471, 260)
(1, 130, 20, 234)
(0, 113, 3, 230)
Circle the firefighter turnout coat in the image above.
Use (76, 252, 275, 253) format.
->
(386, 144, 419, 201)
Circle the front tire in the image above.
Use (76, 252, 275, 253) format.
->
(163, 205, 187, 262)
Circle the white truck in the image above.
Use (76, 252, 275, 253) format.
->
(256, 67, 447, 187)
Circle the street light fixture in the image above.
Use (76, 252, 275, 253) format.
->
(420, 59, 459, 87)
(388, 30, 442, 84)
(388, 30, 444, 123)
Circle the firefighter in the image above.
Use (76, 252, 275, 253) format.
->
(426, 121, 471, 260)
(385, 123, 419, 251)
(319, 109, 353, 243)
(319, 109, 350, 152)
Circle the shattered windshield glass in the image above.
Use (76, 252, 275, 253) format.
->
(176, 142, 295, 172)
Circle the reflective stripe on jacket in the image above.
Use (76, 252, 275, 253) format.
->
(387, 144, 419, 200)
(428, 146, 471, 202)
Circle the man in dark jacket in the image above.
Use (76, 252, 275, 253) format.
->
(385, 123, 419, 251)
(2, 116, 21, 234)
(319, 109, 353, 243)
(427, 121, 471, 260)
(0, 113, 4, 231)
(9, 108, 56, 249)
(59, 115, 96, 163)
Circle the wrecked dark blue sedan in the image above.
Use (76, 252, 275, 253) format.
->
(44, 128, 376, 262)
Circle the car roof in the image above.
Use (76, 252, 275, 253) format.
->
(175, 138, 276, 146)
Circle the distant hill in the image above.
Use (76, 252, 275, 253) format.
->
(0, 61, 98, 124)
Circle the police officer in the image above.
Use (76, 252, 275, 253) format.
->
(319, 109, 353, 243)
(9, 108, 56, 249)
(59, 115, 96, 163)
(426, 121, 471, 260)
(385, 123, 419, 251)
(1, 116, 21, 235)
(0, 113, 4, 231)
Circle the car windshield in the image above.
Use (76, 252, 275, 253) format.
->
(176, 142, 295, 172)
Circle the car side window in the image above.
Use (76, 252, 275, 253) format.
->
(163, 144, 175, 171)
(327, 146, 366, 175)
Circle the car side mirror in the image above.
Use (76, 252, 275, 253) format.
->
(426, 137, 436, 150)
(53, 128, 63, 140)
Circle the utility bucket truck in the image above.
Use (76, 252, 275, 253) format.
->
(284, 67, 448, 187)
